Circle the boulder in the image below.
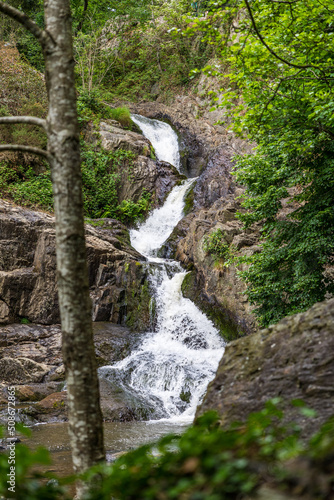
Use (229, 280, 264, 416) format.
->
(197, 298, 334, 438)
(99, 121, 152, 156)
(0, 321, 138, 424)
(0, 200, 153, 331)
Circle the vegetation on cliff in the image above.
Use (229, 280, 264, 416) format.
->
(187, 0, 334, 326)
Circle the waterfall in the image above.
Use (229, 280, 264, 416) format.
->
(99, 115, 225, 423)
(131, 114, 181, 171)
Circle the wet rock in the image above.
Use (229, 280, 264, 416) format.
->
(0, 322, 134, 384)
(23, 392, 68, 422)
(116, 155, 182, 208)
(14, 383, 61, 402)
(86, 120, 183, 208)
(0, 357, 49, 384)
(197, 298, 334, 438)
(0, 322, 138, 424)
(175, 199, 259, 339)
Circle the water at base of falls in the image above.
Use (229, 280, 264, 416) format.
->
(99, 115, 225, 423)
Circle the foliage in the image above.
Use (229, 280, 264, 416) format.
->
(105, 1, 214, 101)
(77, 92, 134, 129)
(187, 0, 334, 325)
(1, 401, 333, 499)
(0, 425, 70, 499)
(107, 107, 132, 129)
(0, 143, 151, 224)
(0, 0, 44, 70)
(74, 23, 116, 94)
(80, 143, 122, 219)
(236, 141, 334, 326)
(116, 190, 152, 224)
(83, 400, 324, 500)
(204, 228, 230, 261)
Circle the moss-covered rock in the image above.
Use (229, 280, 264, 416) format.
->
(197, 297, 334, 439)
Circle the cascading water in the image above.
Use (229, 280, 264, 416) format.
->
(99, 115, 225, 423)
(131, 114, 181, 171)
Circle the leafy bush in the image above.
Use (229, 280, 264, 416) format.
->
(0, 144, 151, 225)
(203, 228, 230, 261)
(116, 191, 152, 225)
(188, 0, 334, 326)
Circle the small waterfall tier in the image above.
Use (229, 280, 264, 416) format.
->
(99, 116, 225, 423)
(131, 114, 181, 171)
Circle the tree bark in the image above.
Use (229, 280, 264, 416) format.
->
(42, 0, 105, 488)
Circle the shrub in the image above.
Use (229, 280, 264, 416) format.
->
(107, 107, 132, 129)
(203, 228, 230, 261)
(116, 191, 152, 225)
(1, 401, 333, 499)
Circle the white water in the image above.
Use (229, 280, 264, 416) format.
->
(130, 179, 195, 259)
(99, 116, 225, 423)
(131, 114, 181, 171)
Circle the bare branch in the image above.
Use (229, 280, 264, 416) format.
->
(244, 0, 319, 70)
(0, 1, 52, 48)
(0, 144, 49, 159)
(0, 116, 47, 130)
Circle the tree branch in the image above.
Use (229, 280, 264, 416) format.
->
(0, 1, 51, 48)
(0, 144, 49, 158)
(244, 0, 319, 70)
(0, 116, 47, 130)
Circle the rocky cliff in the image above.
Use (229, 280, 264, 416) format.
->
(0, 199, 153, 330)
(125, 101, 259, 339)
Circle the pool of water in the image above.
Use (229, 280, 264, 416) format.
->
(23, 420, 189, 477)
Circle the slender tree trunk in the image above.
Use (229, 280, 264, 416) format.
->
(0, 1, 104, 493)
(43, 0, 105, 486)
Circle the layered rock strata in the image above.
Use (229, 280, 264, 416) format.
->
(0, 322, 140, 423)
(0, 200, 152, 330)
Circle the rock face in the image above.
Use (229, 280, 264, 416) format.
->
(128, 99, 252, 178)
(100, 121, 152, 156)
(159, 149, 259, 339)
(116, 156, 183, 208)
(197, 298, 334, 438)
(0, 322, 137, 423)
(0, 200, 152, 331)
(174, 195, 259, 339)
(95, 120, 183, 207)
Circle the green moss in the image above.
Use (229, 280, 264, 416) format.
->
(180, 390, 191, 403)
(107, 106, 132, 128)
(150, 145, 156, 160)
(125, 268, 151, 332)
(183, 182, 196, 216)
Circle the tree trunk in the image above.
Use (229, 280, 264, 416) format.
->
(0, 0, 105, 494)
(43, 0, 105, 486)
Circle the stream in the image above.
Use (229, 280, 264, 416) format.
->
(25, 115, 225, 470)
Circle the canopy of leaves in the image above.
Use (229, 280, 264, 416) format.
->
(187, 0, 334, 325)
